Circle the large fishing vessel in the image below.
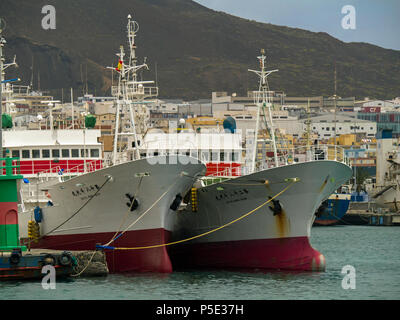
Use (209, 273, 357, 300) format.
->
(169, 50, 353, 271)
(17, 15, 206, 273)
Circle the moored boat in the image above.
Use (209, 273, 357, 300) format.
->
(314, 193, 351, 226)
(169, 50, 353, 272)
(17, 14, 206, 273)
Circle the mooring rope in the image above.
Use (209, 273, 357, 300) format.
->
(96, 178, 299, 251)
(70, 250, 98, 277)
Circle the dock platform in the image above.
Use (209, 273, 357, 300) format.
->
(340, 202, 400, 226)
(0, 249, 108, 280)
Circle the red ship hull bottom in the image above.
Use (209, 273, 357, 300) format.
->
(23, 228, 172, 273)
(23, 231, 325, 273)
(170, 236, 326, 272)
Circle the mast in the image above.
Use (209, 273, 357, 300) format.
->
(333, 61, 338, 161)
(306, 98, 312, 161)
(248, 49, 279, 172)
(0, 24, 3, 158)
(0, 19, 18, 158)
(108, 14, 158, 165)
(71, 87, 74, 129)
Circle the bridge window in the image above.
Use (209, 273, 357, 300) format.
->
(52, 149, 60, 158)
(22, 150, 30, 159)
(71, 149, 79, 158)
(190, 150, 198, 158)
(232, 152, 239, 162)
(42, 149, 50, 158)
(81, 149, 89, 157)
(32, 150, 40, 159)
(90, 149, 100, 158)
(12, 150, 20, 158)
(62, 149, 70, 158)
(200, 151, 209, 162)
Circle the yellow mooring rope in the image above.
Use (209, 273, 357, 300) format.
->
(96, 177, 299, 251)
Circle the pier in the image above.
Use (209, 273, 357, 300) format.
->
(341, 202, 400, 226)
(0, 157, 108, 280)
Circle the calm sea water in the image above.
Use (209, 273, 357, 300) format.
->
(1, 226, 399, 300)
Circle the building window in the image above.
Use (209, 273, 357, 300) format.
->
(32, 150, 40, 159)
(71, 149, 79, 158)
(12, 150, 20, 158)
(52, 149, 60, 158)
(42, 149, 50, 158)
(220, 152, 225, 162)
(62, 149, 70, 158)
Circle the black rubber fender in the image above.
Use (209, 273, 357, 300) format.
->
(58, 251, 73, 266)
(9, 251, 21, 265)
(41, 254, 57, 266)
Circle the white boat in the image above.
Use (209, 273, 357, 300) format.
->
(168, 50, 353, 271)
(17, 14, 206, 273)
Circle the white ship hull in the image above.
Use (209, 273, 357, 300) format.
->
(170, 160, 352, 271)
(19, 155, 206, 273)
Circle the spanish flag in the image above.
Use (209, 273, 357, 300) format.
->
(116, 59, 122, 72)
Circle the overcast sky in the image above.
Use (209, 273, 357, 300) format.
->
(194, 0, 400, 51)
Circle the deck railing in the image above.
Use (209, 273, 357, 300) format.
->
(253, 144, 350, 171)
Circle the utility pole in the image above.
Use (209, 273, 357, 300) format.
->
(71, 88, 74, 129)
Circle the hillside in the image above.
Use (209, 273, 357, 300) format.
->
(1, 0, 399, 100)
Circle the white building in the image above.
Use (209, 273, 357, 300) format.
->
(301, 114, 377, 139)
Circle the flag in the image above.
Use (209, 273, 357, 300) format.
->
(116, 59, 123, 72)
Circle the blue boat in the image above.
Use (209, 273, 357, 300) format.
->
(314, 193, 351, 226)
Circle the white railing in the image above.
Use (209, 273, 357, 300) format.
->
(19, 159, 105, 209)
(111, 85, 158, 99)
(253, 144, 350, 171)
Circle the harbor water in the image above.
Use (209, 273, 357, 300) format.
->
(1, 225, 399, 300)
